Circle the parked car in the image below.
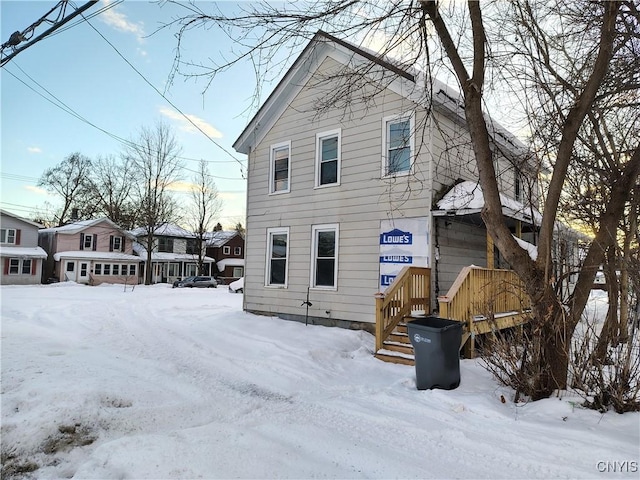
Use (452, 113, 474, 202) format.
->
(228, 277, 244, 293)
(173, 276, 195, 288)
(175, 276, 217, 288)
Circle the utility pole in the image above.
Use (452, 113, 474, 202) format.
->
(1, 0, 98, 67)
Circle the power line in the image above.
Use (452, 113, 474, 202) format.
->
(81, 13, 246, 177)
(1, 1, 99, 67)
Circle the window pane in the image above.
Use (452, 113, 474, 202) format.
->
(317, 231, 335, 257)
(95, 264, 102, 275)
(22, 259, 31, 274)
(273, 147, 289, 192)
(388, 147, 410, 173)
(9, 259, 19, 274)
(271, 234, 287, 258)
(389, 120, 410, 149)
(113, 265, 120, 275)
(320, 160, 337, 185)
(315, 259, 335, 287)
(129, 265, 136, 275)
(104, 264, 111, 275)
(270, 259, 286, 284)
(321, 137, 338, 161)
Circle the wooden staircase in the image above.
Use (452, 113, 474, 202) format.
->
(374, 321, 415, 365)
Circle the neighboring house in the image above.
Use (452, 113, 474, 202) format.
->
(232, 31, 580, 329)
(205, 230, 245, 283)
(0, 209, 47, 285)
(39, 218, 140, 285)
(130, 224, 215, 284)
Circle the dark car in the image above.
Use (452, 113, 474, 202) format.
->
(173, 276, 196, 288)
(176, 276, 218, 288)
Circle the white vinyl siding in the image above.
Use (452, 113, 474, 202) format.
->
(266, 227, 289, 287)
(382, 114, 414, 176)
(269, 141, 291, 194)
(311, 224, 339, 289)
(315, 129, 341, 187)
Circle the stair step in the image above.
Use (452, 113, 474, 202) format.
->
(374, 349, 415, 366)
(382, 340, 414, 355)
(388, 332, 410, 344)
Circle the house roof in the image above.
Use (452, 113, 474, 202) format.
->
(215, 258, 245, 272)
(432, 180, 543, 225)
(204, 230, 240, 247)
(40, 218, 135, 238)
(0, 246, 48, 259)
(132, 242, 214, 263)
(53, 251, 141, 262)
(233, 30, 527, 158)
(129, 224, 196, 238)
(0, 209, 45, 229)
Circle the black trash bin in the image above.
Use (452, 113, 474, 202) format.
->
(407, 316, 462, 390)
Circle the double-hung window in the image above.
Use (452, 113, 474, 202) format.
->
(315, 129, 341, 187)
(21, 259, 32, 275)
(266, 227, 289, 287)
(9, 258, 19, 274)
(1, 229, 16, 244)
(383, 114, 413, 176)
(270, 142, 291, 194)
(311, 224, 339, 289)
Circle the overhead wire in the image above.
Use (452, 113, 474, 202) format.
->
(79, 11, 247, 178)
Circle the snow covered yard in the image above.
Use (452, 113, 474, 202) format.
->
(1, 283, 638, 479)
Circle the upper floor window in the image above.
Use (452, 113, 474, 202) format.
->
(266, 227, 289, 287)
(1, 229, 16, 244)
(186, 239, 198, 255)
(223, 246, 231, 255)
(270, 141, 291, 194)
(315, 129, 341, 187)
(110, 235, 123, 252)
(383, 114, 413, 176)
(514, 169, 522, 202)
(311, 224, 339, 289)
(158, 237, 174, 253)
(234, 246, 242, 256)
(80, 233, 95, 250)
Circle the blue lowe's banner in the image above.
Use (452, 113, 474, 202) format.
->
(379, 217, 431, 291)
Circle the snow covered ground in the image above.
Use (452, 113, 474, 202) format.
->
(1, 283, 638, 479)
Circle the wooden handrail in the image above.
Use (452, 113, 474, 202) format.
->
(438, 266, 530, 322)
(375, 267, 431, 352)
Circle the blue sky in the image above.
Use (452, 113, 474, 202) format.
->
(1, 1, 277, 228)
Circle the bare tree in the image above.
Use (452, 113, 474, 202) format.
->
(37, 152, 93, 226)
(186, 159, 222, 275)
(88, 155, 139, 230)
(164, 0, 640, 399)
(126, 122, 183, 285)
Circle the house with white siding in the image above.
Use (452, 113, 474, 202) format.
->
(39, 218, 140, 285)
(232, 31, 552, 332)
(130, 224, 215, 284)
(0, 210, 47, 285)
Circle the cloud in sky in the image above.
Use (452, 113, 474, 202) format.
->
(99, 1, 145, 42)
(24, 185, 48, 195)
(27, 147, 42, 154)
(159, 107, 223, 139)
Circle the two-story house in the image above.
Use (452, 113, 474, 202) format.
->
(205, 230, 245, 283)
(38, 218, 140, 285)
(131, 224, 215, 284)
(0, 209, 47, 285)
(232, 31, 560, 330)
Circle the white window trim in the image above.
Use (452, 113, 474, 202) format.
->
(8, 258, 20, 275)
(314, 128, 342, 188)
(1, 228, 16, 244)
(269, 141, 292, 195)
(234, 246, 242, 255)
(265, 227, 289, 288)
(381, 113, 414, 178)
(310, 223, 339, 291)
(223, 246, 231, 255)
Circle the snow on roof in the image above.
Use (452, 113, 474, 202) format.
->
(129, 224, 195, 238)
(205, 231, 238, 247)
(132, 242, 214, 263)
(434, 181, 542, 225)
(53, 251, 141, 262)
(0, 246, 48, 259)
(39, 218, 133, 237)
(215, 258, 245, 272)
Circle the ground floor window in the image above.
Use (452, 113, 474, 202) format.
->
(311, 224, 339, 289)
(185, 263, 197, 277)
(233, 266, 244, 278)
(266, 227, 289, 286)
(9, 258, 19, 274)
(93, 263, 137, 276)
(6, 258, 35, 276)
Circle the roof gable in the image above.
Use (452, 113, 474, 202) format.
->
(39, 217, 132, 237)
(0, 209, 44, 229)
(232, 30, 527, 158)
